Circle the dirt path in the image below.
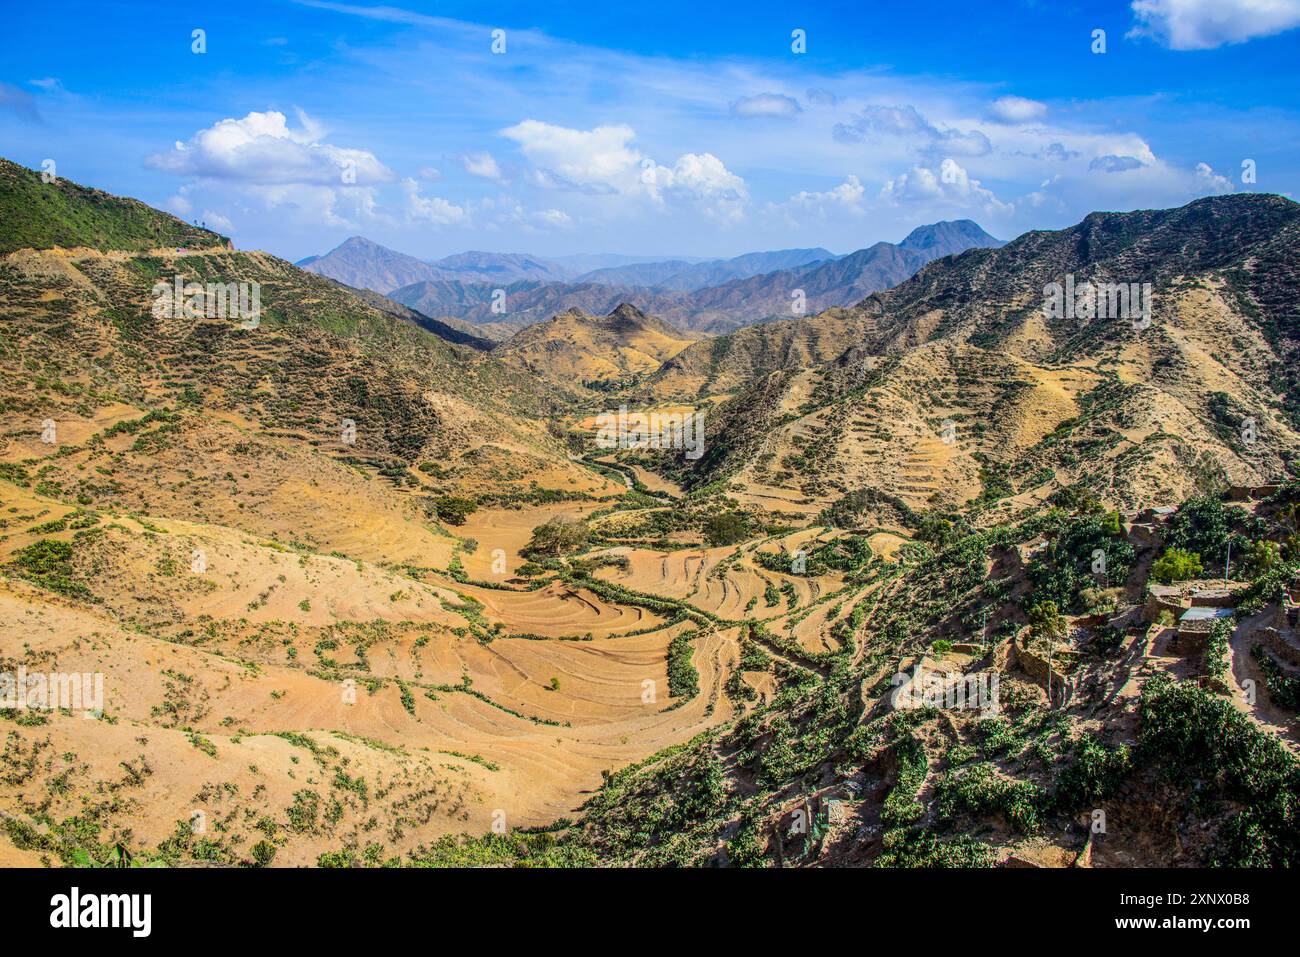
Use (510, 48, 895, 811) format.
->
(1227, 610, 1300, 752)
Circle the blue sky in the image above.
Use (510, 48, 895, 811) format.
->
(3, 0, 1299, 261)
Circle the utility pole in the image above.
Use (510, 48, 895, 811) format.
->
(1224, 540, 1232, 588)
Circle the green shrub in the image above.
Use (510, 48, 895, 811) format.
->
(1151, 547, 1203, 584)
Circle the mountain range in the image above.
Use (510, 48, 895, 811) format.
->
(362, 220, 1002, 336)
(3, 155, 1298, 872)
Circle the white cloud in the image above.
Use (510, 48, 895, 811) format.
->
(1194, 161, 1236, 193)
(499, 119, 748, 220)
(461, 151, 504, 181)
(880, 159, 1013, 216)
(146, 109, 392, 186)
(731, 93, 801, 118)
(200, 209, 235, 232)
(833, 104, 991, 157)
(531, 208, 573, 228)
(662, 153, 749, 221)
(501, 120, 643, 194)
(418, 165, 442, 181)
(988, 95, 1047, 124)
(776, 175, 867, 218)
(1129, 0, 1300, 50)
(401, 178, 468, 225)
(1024, 158, 1236, 217)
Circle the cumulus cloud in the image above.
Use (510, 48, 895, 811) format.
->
(499, 119, 748, 220)
(461, 151, 504, 181)
(146, 109, 392, 186)
(988, 95, 1047, 124)
(1129, 0, 1300, 50)
(1194, 161, 1235, 193)
(879, 159, 1013, 216)
(484, 201, 575, 231)
(834, 104, 991, 157)
(777, 175, 867, 218)
(730, 93, 801, 118)
(402, 177, 468, 225)
(663, 152, 749, 221)
(501, 120, 641, 194)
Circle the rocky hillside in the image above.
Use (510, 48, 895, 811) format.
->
(0, 160, 588, 498)
(492, 303, 694, 386)
(648, 194, 1299, 519)
(0, 158, 227, 255)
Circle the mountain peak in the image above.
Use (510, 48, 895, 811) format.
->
(899, 220, 1003, 258)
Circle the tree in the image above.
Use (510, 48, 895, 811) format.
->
(1026, 513, 1136, 611)
(703, 512, 749, 546)
(1027, 601, 1065, 640)
(524, 516, 589, 557)
(1151, 547, 1203, 584)
(433, 495, 478, 526)
(1167, 497, 1243, 560)
(1243, 540, 1281, 578)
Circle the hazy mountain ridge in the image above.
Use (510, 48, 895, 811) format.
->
(576, 247, 836, 290)
(386, 221, 1000, 334)
(298, 237, 574, 293)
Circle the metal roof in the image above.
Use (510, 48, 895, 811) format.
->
(1179, 607, 1234, 622)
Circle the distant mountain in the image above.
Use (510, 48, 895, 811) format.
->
(678, 242, 927, 333)
(298, 237, 574, 294)
(577, 247, 835, 291)
(431, 250, 571, 284)
(897, 219, 1004, 259)
(659, 247, 839, 290)
(548, 252, 709, 274)
(297, 236, 449, 293)
(389, 279, 678, 335)
(492, 303, 694, 384)
(388, 221, 1001, 335)
(576, 259, 701, 288)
